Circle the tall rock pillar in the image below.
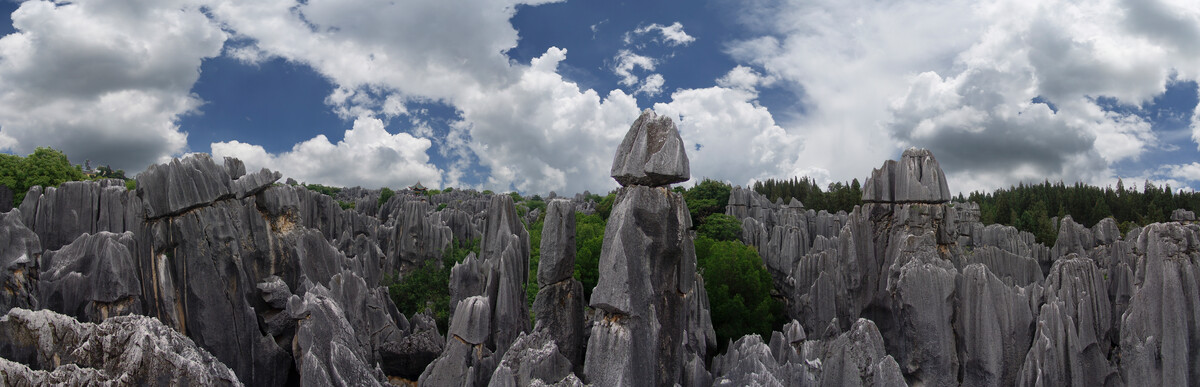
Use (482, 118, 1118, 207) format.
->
(583, 109, 716, 386)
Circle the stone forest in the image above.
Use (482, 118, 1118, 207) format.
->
(0, 109, 1198, 386)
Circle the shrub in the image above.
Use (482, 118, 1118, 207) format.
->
(378, 187, 395, 206)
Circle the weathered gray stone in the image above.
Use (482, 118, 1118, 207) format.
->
(137, 153, 233, 219)
(798, 318, 906, 387)
(610, 109, 690, 187)
(888, 246, 958, 386)
(538, 200, 577, 286)
(1171, 208, 1196, 222)
(19, 179, 140, 252)
(0, 308, 240, 385)
(450, 296, 492, 345)
(1119, 222, 1200, 386)
(956, 264, 1038, 387)
(289, 283, 387, 387)
(533, 278, 585, 369)
(231, 168, 281, 199)
(488, 330, 574, 386)
(862, 148, 952, 203)
(1018, 256, 1116, 386)
(584, 184, 713, 387)
(0, 210, 38, 315)
(37, 231, 142, 323)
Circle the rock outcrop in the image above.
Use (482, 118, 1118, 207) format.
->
(0, 210, 39, 315)
(862, 148, 952, 203)
(584, 112, 714, 387)
(0, 308, 240, 385)
(37, 231, 142, 323)
(1119, 222, 1200, 386)
(532, 200, 585, 370)
(610, 109, 690, 187)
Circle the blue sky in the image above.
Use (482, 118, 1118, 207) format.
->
(0, 0, 1199, 195)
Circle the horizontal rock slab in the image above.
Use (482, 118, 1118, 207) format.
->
(137, 153, 233, 219)
(610, 109, 690, 187)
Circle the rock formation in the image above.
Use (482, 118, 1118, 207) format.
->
(1, 109, 1198, 387)
(610, 109, 690, 187)
(0, 308, 240, 385)
(584, 111, 715, 387)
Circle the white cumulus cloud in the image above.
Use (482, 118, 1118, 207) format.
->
(212, 115, 441, 188)
(0, 0, 226, 171)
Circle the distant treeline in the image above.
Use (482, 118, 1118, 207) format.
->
(966, 180, 1200, 245)
(752, 177, 863, 214)
(754, 177, 1200, 246)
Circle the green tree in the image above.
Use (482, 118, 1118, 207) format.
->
(574, 213, 606, 300)
(0, 147, 86, 207)
(694, 236, 785, 350)
(684, 178, 732, 227)
(378, 187, 395, 206)
(697, 214, 742, 242)
(386, 239, 479, 334)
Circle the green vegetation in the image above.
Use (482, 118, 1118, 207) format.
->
(694, 236, 786, 350)
(0, 147, 86, 207)
(93, 165, 127, 180)
(303, 183, 342, 197)
(684, 178, 732, 227)
(385, 239, 480, 334)
(966, 180, 1200, 245)
(378, 187, 395, 206)
(680, 180, 786, 350)
(574, 213, 606, 301)
(698, 213, 742, 242)
(125, 179, 137, 191)
(753, 177, 863, 214)
(338, 201, 355, 210)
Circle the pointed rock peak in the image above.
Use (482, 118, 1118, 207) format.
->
(611, 109, 690, 187)
(862, 147, 951, 204)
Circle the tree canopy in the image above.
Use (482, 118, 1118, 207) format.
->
(0, 147, 86, 207)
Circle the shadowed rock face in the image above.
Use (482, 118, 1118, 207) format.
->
(0, 210, 39, 315)
(610, 109, 690, 187)
(0, 308, 240, 385)
(37, 231, 142, 323)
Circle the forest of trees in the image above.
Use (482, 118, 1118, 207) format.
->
(754, 176, 1200, 246)
(753, 177, 863, 214)
(965, 180, 1200, 245)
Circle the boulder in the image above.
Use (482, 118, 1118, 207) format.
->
(0, 308, 240, 385)
(610, 109, 690, 187)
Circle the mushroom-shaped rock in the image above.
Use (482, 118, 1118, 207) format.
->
(862, 148, 951, 203)
(610, 109, 690, 187)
